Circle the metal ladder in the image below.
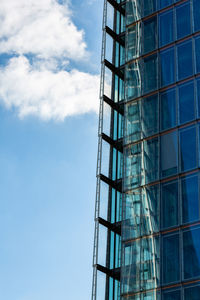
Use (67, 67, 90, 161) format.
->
(91, 0, 107, 299)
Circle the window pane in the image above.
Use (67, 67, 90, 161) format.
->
(193, 0, 200, 32)
(162, 181, 179, 229)
(143, 0, 156, 17)
(160, 88, 176, 130)
(163, 290, 181, 300)
(183, 228, 200, 279)
(159, 9, 174, 47)
(195, 36, 200, 74)
(142, 94, 158, 137)
(177, 40, 193, 81)
(160, 47, 175, 87)
(143, 55, 158, 94)
(163, 234, 180, 284)
(161, 131, 178, 178)
(143, 17, 157, 54)
(158, 0, 173, 9)
(178, 81, 195, 124)
(144, 137, 159, 183)
(127, 25, 141, 61)
(125, 101, 141, 144)
(176, 2, 191, 39)
(180, 126, 197, 172)
(182, 175, 199, 224)
(197, 78, 200, 118)
(184, 285, 200, 300)
(126, 61, 142, 100)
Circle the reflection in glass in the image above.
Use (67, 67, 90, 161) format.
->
(183, 228, 200, 279)
(182, 175, 199, 224)
(161, 131, 178, 178)
(143, 17, 157, 54)
(177, 40, 193, 81)
(178, 81, 195, 124)
(162, 181, 178, 229)
(143, 55, 158, 94)
(159, 9, 173, 47)
(158, 0, 173, 9)
(144, 138, 159, 183)
(142, 94, 158, 137)
(163, 234, 180, 284)
(125, 101, 141, 144)
(160, 47, 175, 87)
(126, 61, 142, 100)
(180, 126, 197, 172)
(160, 88, 176, 130)
(176, 1, 191, 39)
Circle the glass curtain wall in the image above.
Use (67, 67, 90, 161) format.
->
(122, 1, 200, 300)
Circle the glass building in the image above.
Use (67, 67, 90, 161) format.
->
(92, 1, 200, 300)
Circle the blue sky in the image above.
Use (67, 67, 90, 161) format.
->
(0, 0, 102, 299)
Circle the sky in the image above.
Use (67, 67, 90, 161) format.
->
(0, 1, 103, 299)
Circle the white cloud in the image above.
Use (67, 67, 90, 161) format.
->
(0, 0, 100, 121)
(0, 56, 99, 121)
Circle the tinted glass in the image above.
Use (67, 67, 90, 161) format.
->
(160, 88, 176, 130)
(126, 62, 142, 100)
(143, 0, 156, 17)
(180, 126, 197, 172)
(161, 131, 178, 178)
(183, 228, 200, 279)
(178, 81, 195, 124)
(143, 55, 158, 94)
(126, 101, 141, 143)
(197, 78, 200, 117)
(144, 138, 159, 183)
(195, 36, 200, 74)
(159, 10, 174, 47)
(182, 175, 199, 224)
(184, 285, 200, 300)
(176, 2, 191, 39)
(163, 234, 180, 284)
(158, 0, 173, 9)
(162, 181, 179, 229)
(142, 94, 158, 137)
(193, 0, 200, 32)
(160, 47, 175, 87)
(143, 17, 157, 54)
(177, 40, 193, 81)
(163, 290, 181, 300)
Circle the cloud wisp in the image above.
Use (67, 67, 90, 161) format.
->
(0, 0, 99, 121)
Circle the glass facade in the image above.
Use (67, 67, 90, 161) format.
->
(92, 0, 200, 300)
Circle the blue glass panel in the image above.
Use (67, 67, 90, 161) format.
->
(180, 126, 197, 172)
(127, 26, 137, 61)
(195, 36, 200, 74)
(163, 234, 180, 284)
(162, 181, 179, 229)
(160, 47, 175, 87)
(178, 81, 195, 125)
(184, 285, 200, 300)
(193, 0, 200, 32)
(159, 9, 174, 47)
(197, 78, 200, 117)
(182, 175, 199, 224)
(141, 184, 159, 236)
(163, 290, 181, 300)
(142, 94, 158, 137)
(143, 17, 157, 54)
(143, 0, 157, 17)
(161, 131, 178, 178)
(177, 40, 193, 81)
(176, 1, 191, 39)
(125, 101, 141, 144)
(183, 228, 200, 279)
(160, 88, 176, 130)
(126, 61, 142, 100)
(144, 137, 159, 183)
(143, 55, 158, 94)
(158, 0, 173, 9)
